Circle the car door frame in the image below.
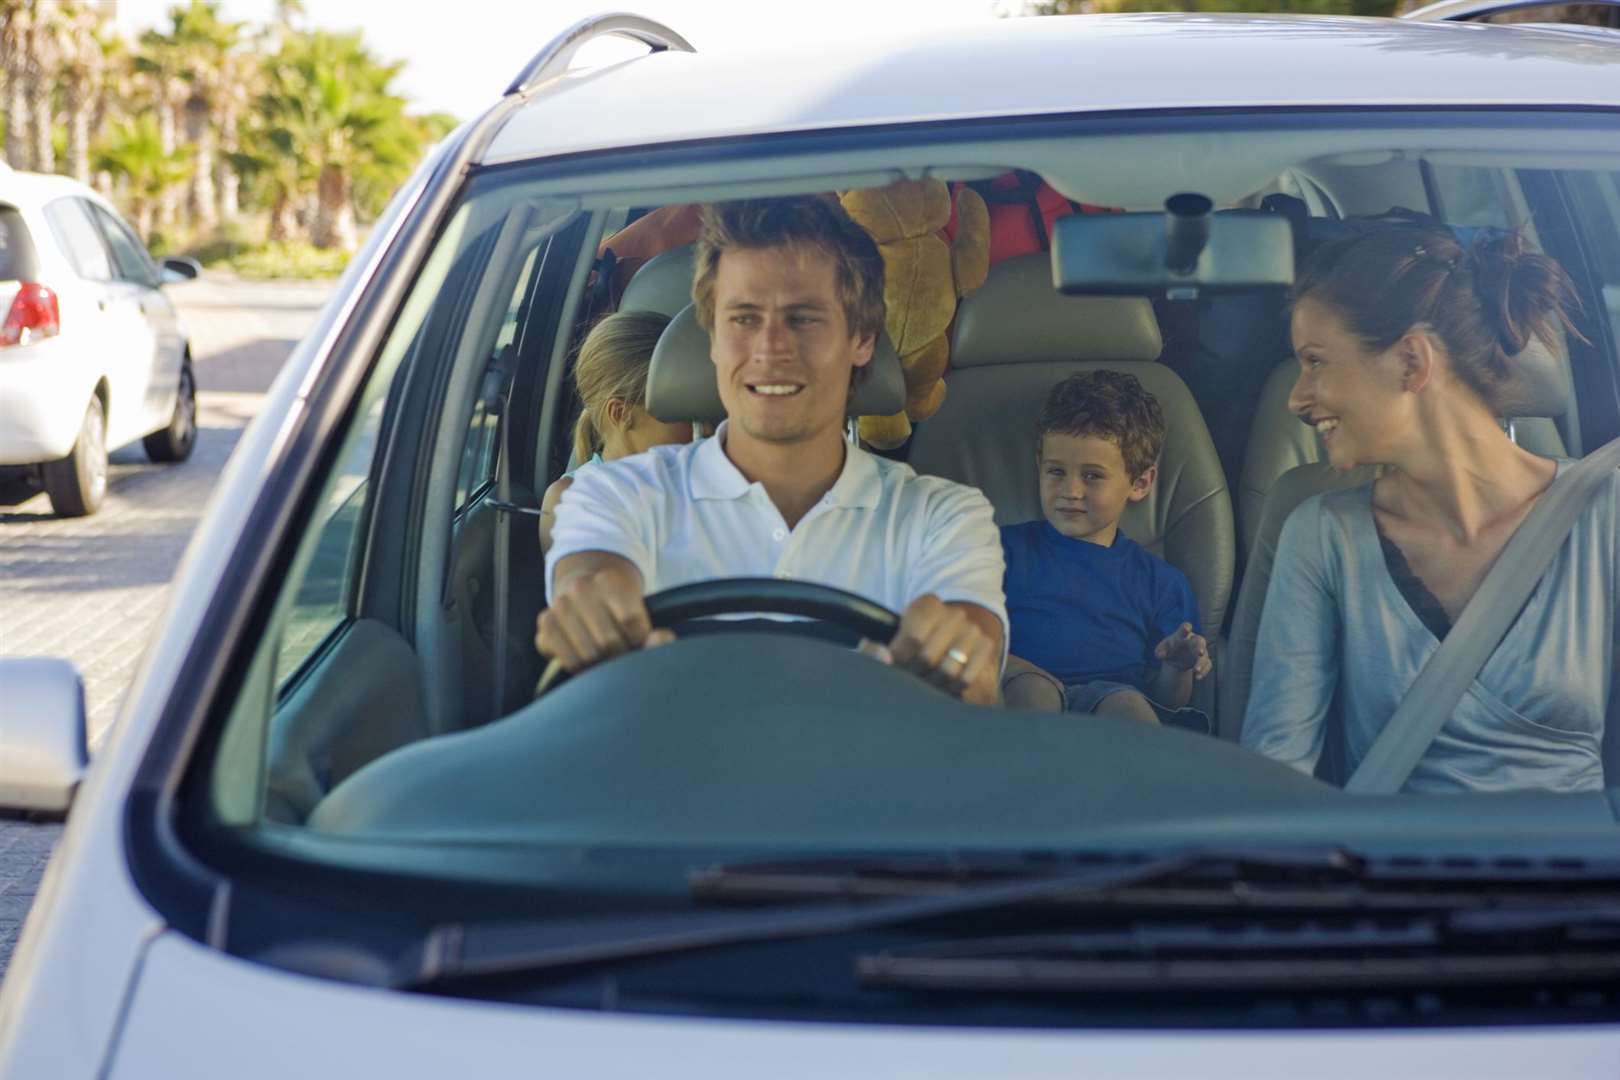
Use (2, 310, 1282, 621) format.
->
(87, 199, 183, 439)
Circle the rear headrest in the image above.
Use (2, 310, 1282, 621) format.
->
(951, 254, 1162, 368)
(619, 244, 695, 316)
(1494, 328, 1571, 419)
(646, 304, 907, 423)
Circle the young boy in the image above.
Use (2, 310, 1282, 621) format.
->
(1000, 371, 1212, 723)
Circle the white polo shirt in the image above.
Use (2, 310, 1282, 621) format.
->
(546, 422, 1008, 642)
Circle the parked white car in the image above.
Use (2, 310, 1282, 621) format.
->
(4, 6, 1620, 1078)
(0, 166, 199, 516)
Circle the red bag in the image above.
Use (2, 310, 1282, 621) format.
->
(945, 171, 1120, 265)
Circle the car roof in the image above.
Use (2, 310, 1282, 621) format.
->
(0, 166, 102, 211)
(481, 13, 1620, 166)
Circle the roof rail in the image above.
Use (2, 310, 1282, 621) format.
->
(1404, 0, 1620, 22)
(505, 12, 695, 97)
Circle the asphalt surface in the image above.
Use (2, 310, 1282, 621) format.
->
(0, 272, 328, 976)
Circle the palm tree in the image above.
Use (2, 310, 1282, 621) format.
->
(135, 22, 190, 230)
(0, 0, 35, 169)
(254, 30, 423, 251)
(157, 1, 246, 234)
(93, 114, 191, 239)
(24, 0, 59, 173)
(57, 1, 111, 184)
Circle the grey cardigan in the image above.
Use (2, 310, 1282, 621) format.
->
(1241, 465, 1615, 794)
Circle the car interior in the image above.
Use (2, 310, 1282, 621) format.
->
(192, 112, 1620, 849)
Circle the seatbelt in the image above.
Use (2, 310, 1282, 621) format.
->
(1345, 436, 1620, 793)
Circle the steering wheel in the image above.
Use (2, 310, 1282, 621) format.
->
(535, 578, 901, 696)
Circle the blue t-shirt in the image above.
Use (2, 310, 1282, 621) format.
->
(1001, 520, 1200, 691)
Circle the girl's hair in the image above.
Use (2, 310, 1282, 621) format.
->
(1292, 223, 1584, 411)
(571, 309, 672, 464)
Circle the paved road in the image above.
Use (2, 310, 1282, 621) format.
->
(0, 273, 328, 973)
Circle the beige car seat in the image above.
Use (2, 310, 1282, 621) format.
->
(1237, 357, 1572, 559)
(908, 254, 1237, 716)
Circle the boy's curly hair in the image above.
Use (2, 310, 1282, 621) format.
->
(1035, 371, 1166, 479)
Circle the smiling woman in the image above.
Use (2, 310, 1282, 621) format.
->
(1243, 223, 1606, 793)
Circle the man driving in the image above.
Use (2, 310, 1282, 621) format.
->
(538, 196, 1006, 705)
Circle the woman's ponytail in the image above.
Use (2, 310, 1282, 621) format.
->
(1469, 229, 1583, 362)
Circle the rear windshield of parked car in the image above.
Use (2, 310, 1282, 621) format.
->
(0, 207, 39, 281)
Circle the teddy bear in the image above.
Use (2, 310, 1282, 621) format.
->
(839, 178, 990, 449)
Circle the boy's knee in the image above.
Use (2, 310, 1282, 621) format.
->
(1001, 656, 1064, 712)
(1095, 688, 1159, 726)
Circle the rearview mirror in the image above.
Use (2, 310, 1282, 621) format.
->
(0, 658, 90, 814)
(1052, 195, 1294, 298)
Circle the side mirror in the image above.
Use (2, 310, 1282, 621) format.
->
(160, 256, 202, 285)
(0, 658, 89, 814)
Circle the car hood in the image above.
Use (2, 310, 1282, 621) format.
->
(103, 930, 1620, 1079)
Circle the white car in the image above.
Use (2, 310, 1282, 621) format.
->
(0, 166, 199, 516)
(5, 6, 1620, 1077)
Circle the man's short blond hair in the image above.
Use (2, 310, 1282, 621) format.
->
(691, 197, 885, 342)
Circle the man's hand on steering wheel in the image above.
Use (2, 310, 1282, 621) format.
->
(886, 594, 1002, 708)
(537, 553, 674, 673)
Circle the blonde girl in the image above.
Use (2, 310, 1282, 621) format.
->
(539, 310, 689, 551)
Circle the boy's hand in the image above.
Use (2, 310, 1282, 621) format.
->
(1154, 623, 1212, 680)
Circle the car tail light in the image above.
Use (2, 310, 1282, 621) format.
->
(0, 283, 61, 347)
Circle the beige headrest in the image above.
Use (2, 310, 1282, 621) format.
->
(646, 305, 906, 423)
(1493, 328, 1571, 419)
(951, 254, 1163, 368)
(619, 244, 696, 316)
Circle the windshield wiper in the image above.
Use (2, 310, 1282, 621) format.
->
(856, 901, 1620, 993)
(395, 846, 1366, 991)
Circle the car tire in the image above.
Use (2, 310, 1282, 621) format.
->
(143, 362, 197, 464)
(43, 394, 109, 518)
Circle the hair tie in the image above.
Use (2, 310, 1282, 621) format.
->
(1413, 243, 1458, 273)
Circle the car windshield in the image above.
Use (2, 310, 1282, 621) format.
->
(186, 106, 1620, 1007)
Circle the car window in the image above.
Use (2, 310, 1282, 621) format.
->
(0, 206, 38, 280)
(454, 243, 542, 511)
(1562, 170, 1620, 350)
(272, 396, 385, 688)
(88, 203, 158, 287)
(1426, 163, 1519, 229)
(43, 198, 113, 282)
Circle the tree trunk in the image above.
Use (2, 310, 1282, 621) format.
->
(215, 100, 240, 224)
(157, 94, 180, 231)
(184, 96, 216, 234)
(313, 164, 356, 252)
(268, 191, 296, 243)
(3, 75, 28, 169)
(64, 81, 91, 184)
(134, 199, 153, 242)
(28, 82, 51, 173)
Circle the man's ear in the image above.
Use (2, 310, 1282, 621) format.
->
(1396, 328, 1437, 394)
(1128, 464, 1157, 503)
(850, 331, 877, 371)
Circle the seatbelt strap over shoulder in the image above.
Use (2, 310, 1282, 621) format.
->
(1345, 437, 1620, 794)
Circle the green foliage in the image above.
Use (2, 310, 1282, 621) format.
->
(222, 240, 350, 280)
(93, 115, 192, 198)
(240, 28, 430, 228)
